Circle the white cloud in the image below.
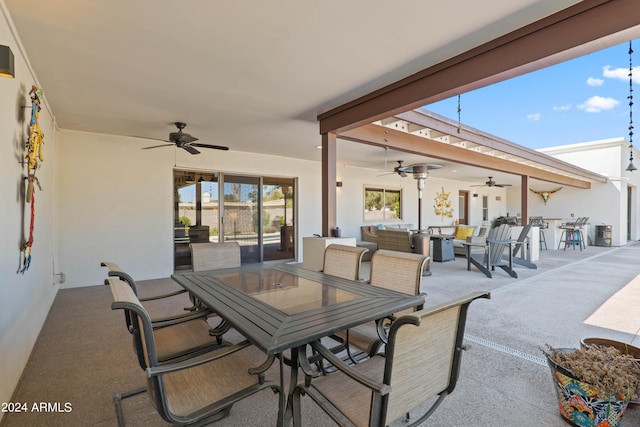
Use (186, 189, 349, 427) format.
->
(587, 77, 604, 86)
(526, 113, 541, 121)
(603, 65, 640, 83)
(553, 104, 571, 111)
(578, 96, 619, 113)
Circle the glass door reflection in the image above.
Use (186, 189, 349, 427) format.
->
(223, 175, 261, 263)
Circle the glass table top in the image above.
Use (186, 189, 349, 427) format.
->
(212, 269, 360, 315)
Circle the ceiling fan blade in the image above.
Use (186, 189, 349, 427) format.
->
(191, 143, 229, 151)
(181, 144, 200, 155)
(142, 143, 173, 150)
(495, 184, 512, 187)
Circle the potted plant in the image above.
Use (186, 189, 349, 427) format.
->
(543, 344, 640, 427)
(581, 338, 640, 405)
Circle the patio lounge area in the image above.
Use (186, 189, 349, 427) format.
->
(4, 243, 640, 427)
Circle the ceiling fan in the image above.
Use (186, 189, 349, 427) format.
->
(392, 160, 442, 177)
(471, 176, 512, 188)
(142, 122, 229, 155)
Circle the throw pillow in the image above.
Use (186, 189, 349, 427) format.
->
(455, 226, 475, 241)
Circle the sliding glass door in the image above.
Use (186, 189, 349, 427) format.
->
(222, 175, 261, 263)
(174, 169, 296, 268)
(174, 170, 220, 269)
(262, 177, 295, 261)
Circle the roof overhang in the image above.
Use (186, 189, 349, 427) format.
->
(338, 109, 607, 189)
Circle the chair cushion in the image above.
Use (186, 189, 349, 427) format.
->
(312, 355, 386, 426)
(455, 226, 475, 241)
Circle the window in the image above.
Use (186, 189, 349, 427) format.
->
(364, 186, 402, 221)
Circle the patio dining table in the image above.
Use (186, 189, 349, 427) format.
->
(172, 262, 425, 426)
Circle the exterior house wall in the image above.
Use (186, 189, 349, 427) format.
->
(0, 8, 58, 416)
(335, 162, 507, 240)
(536, 139, 640, 246)
(56, 130, 321, 289)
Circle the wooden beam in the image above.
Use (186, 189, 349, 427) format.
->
(340, 124, 592, 189)
(319, 0, 640, 134)
(521, 175, 529, 225)
(322, 132, 337, 237)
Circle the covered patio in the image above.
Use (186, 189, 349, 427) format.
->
(4, 1, 640, 425)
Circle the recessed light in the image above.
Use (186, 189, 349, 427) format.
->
(316, 145, 322, 149)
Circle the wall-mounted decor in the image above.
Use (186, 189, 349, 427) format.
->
(20, 85, 45, 274)
(530, 187, 562, 205)
(433, 187, 454, 221)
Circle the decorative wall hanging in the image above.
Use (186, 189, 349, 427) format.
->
(530, 187, 562, 205)
(434, 187, 454, 220)
(20, 85, 45, 274)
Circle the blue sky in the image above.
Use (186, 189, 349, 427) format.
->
(425, 39, 639, 150)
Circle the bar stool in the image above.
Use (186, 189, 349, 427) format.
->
(529, 216, 548, 250)
(558, 219, 576, 250)
(558, 217, 588, 251)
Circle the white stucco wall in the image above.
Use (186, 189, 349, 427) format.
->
(0, 5, 58, 416)
(335, 161, 507, 239)
(538, 139, 640, 246)
(56, 130, 322, 288)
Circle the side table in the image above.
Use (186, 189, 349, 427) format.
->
(430, 234, 455, 262)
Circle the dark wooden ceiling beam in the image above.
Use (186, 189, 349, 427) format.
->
(339, 124, 592, 189)
(319, 0, 640, 134)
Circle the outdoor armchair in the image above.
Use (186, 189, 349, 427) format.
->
(190, 241, 241, 271)
(292, 291, 490, 427)
(464, 224, 518, 278)
(107, 278, 282, 426)
(101, 261, 212, 328)
(322, 244, 368, 281)
(105, 278, 225, 370)
(334, 250, 429, 362)
(507, 223, 537, 269)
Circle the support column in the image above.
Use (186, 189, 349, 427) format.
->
(521, 175, 529, 225)
(322, 132, 337, 237)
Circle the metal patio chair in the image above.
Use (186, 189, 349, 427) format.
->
(107, 278, 282, 426)
(292, 291, 490, 427)
(334, 250, 429, 363)
(322, 244, 369, 281)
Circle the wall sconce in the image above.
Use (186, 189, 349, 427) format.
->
(473, 193, 478, 198)
(336, 181, 343, 187)
(0, 45, 15, 78)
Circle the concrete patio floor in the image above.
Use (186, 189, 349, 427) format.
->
(390, 242, 640, 426)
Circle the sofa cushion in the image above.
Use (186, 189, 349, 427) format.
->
(455, 226, 475, 241)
